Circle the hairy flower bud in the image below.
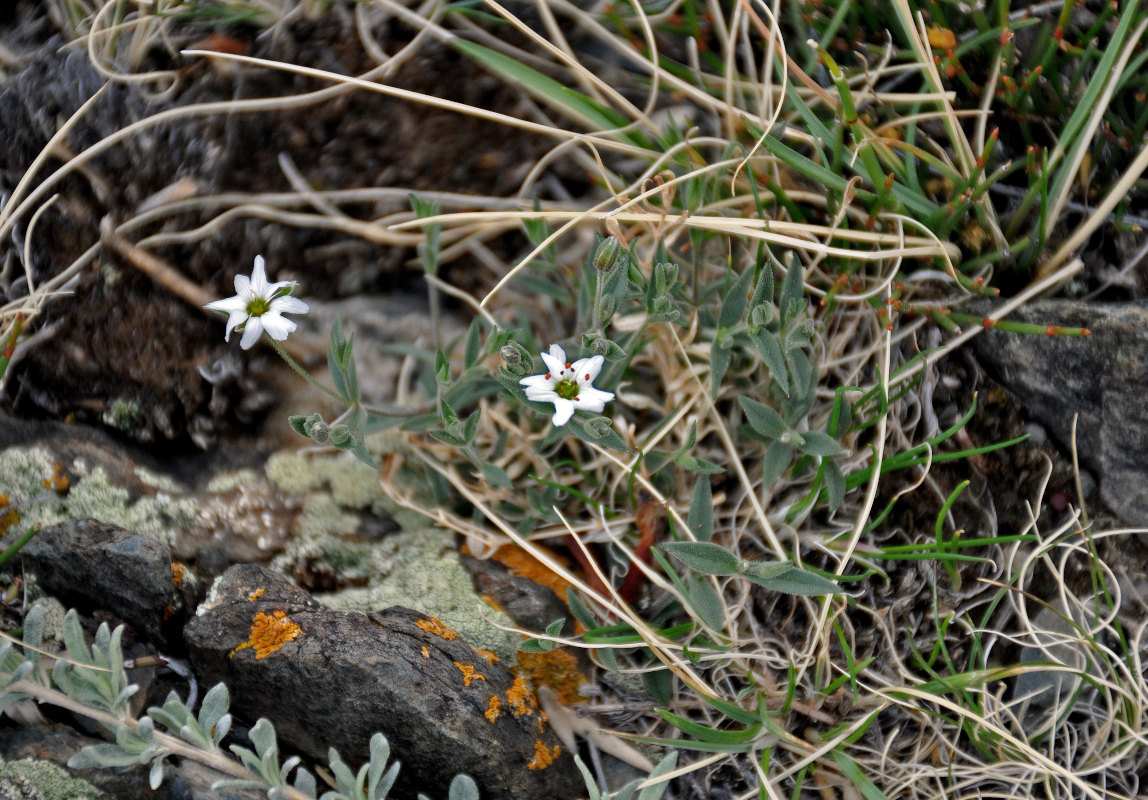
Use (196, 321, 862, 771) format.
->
(593, 236, 625, 273)
(308, 421, 330, 445)
(587, 416, 615, 439)
(750, 303, 774, 328)
(328, 424, 354, 449)
(500, 345, 522, 367)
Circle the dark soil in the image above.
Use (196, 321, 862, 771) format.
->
(0, 1, 577, 449)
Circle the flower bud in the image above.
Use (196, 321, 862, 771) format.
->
(593, 236, 625, 273)
(329, 424, 354, 449)
(587, 416, 615, 439)
(597, 295, 616, 321)
(750, 303, 774, 328)
(500, 345, 522, 367)
(308, 421, 330, 445)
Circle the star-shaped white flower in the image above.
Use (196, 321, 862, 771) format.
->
(204, 255, 309, 350)
(519, 344, 615, 426)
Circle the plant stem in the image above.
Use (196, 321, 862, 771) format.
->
(268, 339, 346, 403)
(10, 680, 314, 800)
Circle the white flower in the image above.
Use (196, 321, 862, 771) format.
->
(519, 344, 615, 426)
(204, 255, 309, 350)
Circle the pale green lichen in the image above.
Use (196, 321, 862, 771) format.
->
(317, 528, 522, 661)
(132, 466, 183, 493)
(100, 396, 140, 433)
(0, 447, 194, 547)
(264, 452, 326, 495)
(0, 757, 106, 800)
(204, 469, 260, 494)
(266, 450, 378, 510)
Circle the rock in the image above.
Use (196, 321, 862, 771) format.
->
(18, 520, 181, 648)
(1012, 602, 1096, 735)
(460, 553, 571, 634)
(968, 300, 1148, 524)
(184, 565, 580, 800)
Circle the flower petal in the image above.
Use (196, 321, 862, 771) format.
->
(249, 255, 268, 295)
(572, 386, 614, 413)
(520, 374, 553, 391)
(260, 313, 296, 341)
(222, 311, 247, 342)
(551, 399, 576, 426)
(239, 317, 264, 349)
(571, 355, 605, 383)
(271, 295, 309, 315)
(539, 345, 565, 376)
(233, 273, 252, 298)
(204, 296, 247, 314)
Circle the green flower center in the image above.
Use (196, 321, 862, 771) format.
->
(554, 378, 580, 401)
(246, 297, 272, 317)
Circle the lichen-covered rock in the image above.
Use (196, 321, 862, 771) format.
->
(184, 565, 580, 800)
(0, 757, 105, 800)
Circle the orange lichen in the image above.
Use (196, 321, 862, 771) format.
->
(248, 588, 266, 602)
(421, 645, 429, 659)
(230, 610, 301, 659)
(0, 507, 20, 537)
(40, 462, 69, 493)
(527, 740, 561, 770)
(515, 648, 587, 705)
(472, 648, 500, 665)
(481, 543, 574, 601)
(171, 563, 187, 589)
(484, 695, 502, 724)
(506, 675, 539, 717)
(454, 661, 486, 687)
(416, 616, 459, 640)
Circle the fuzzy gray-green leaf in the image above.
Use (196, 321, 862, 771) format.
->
(661, 541, 740, 575)
(739, 396, 786, 439)
(688, 477, 713, 542)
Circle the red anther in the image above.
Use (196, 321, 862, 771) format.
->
(886, 322, 894, 330)
(565, 362, 572, 368)
(819, 298, 829, 307)
(1045, 325, 1057, 336)
(894, 281, 904, 290)
(989, 127, 999, 139)
(886, 297, 896, 305)
(974, 277, 984, 285)
(584, 374, 590, 380)
(1053, 26, 1064, 41)
(982, 318, 996, 329)
(545, 374, 550, 380)
(1081, 328, 1092, 335)
(894, 300, 903, 309)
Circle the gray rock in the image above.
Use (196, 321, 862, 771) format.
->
(1012, 602, 1097, 735)
(18, 519, 179, 647)
(968, 300, 1148, 524)
(184, 565, 580, 800)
